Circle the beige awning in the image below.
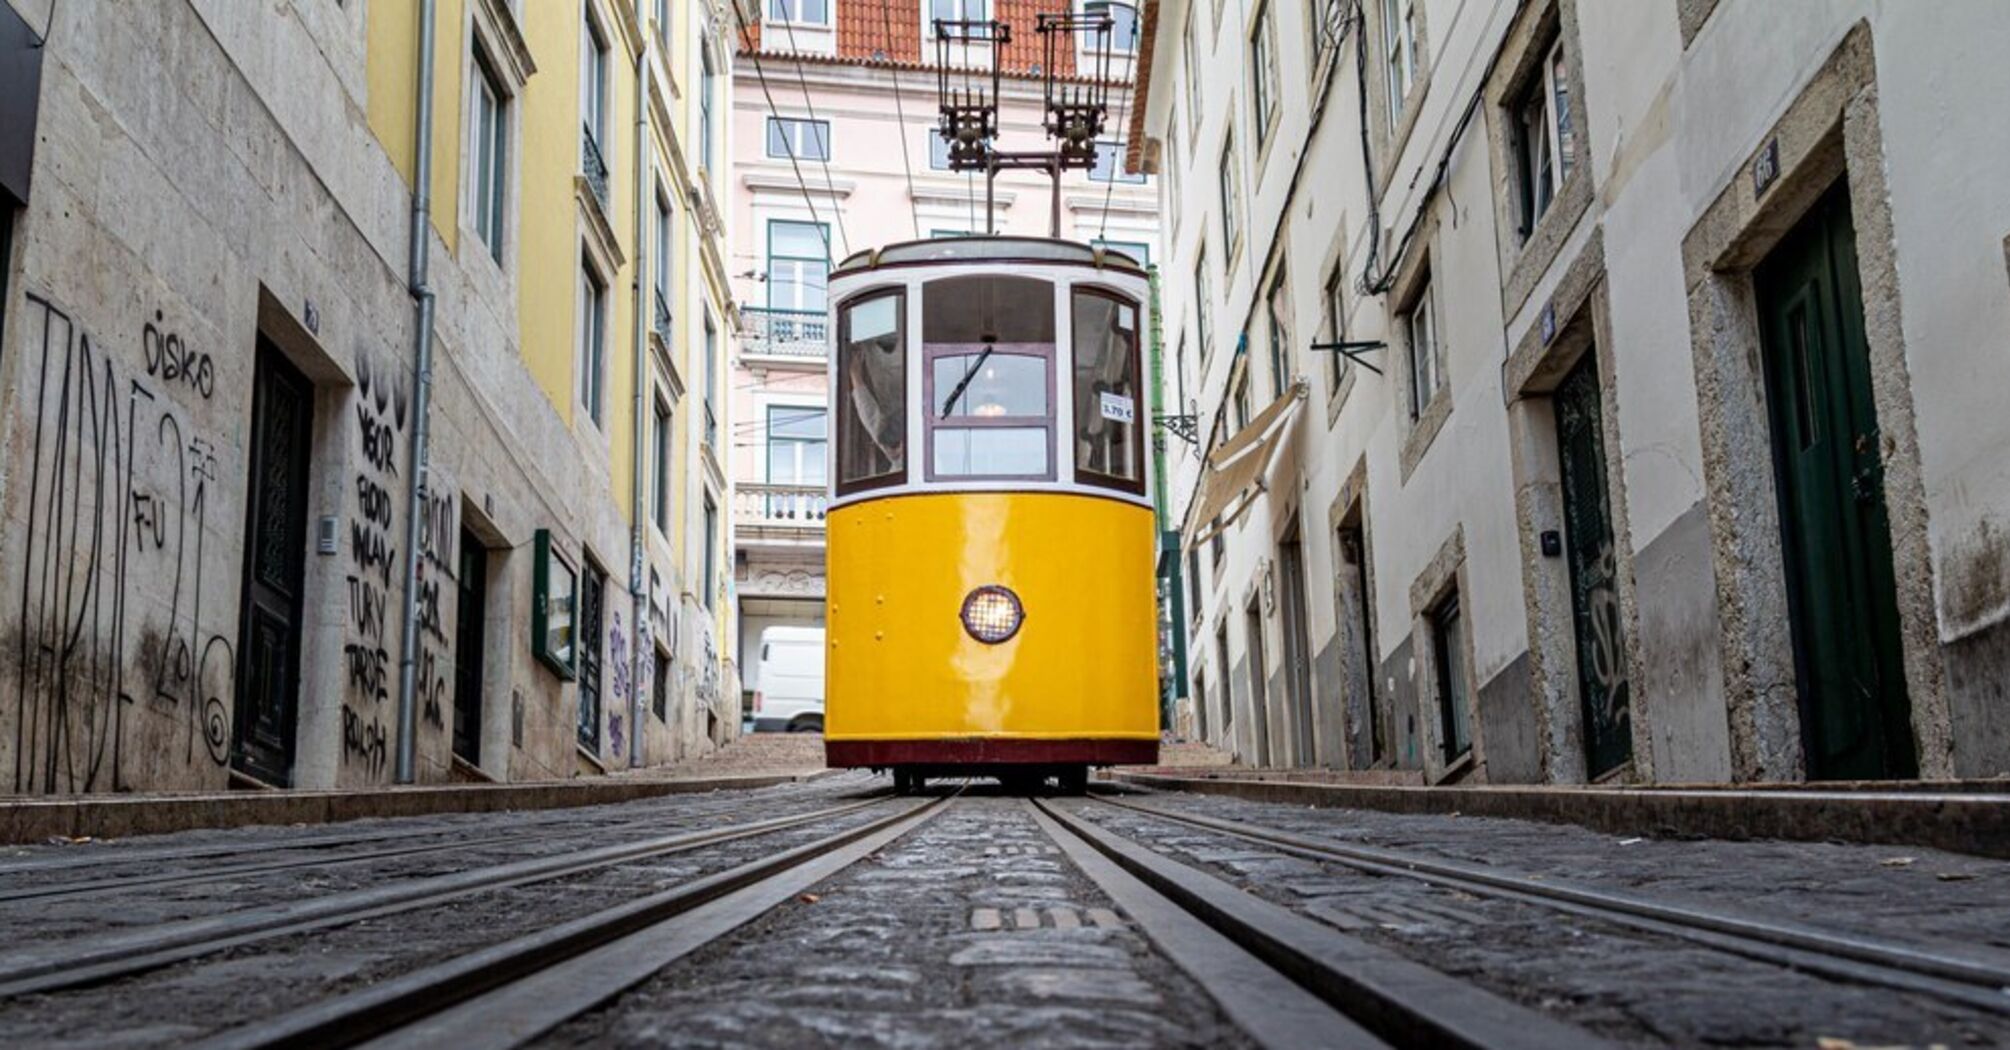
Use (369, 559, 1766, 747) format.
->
(1186, 381, 1307, 547)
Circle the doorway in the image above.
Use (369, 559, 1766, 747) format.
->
(1554, 352, 1632, 778)
(1244, 597, 1270, 768)
(1278, 523, 1316, 766)
(1754, 181, 1915, 780)
(453, 528, 488, 765)
(233, 339, 313, 786)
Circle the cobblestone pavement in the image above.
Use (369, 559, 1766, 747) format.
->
(0, 772, 2004, 1047)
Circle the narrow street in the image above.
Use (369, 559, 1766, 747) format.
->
(1, 769, 2004, 1048)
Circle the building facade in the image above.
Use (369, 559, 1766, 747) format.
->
(728, 0, 1159, 710)
(0, 0, 741, 793)
(1139, 0, 2010, 782)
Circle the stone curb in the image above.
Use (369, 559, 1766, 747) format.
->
(1110, 772, 2010, 860)
(0, 772, 830, 845)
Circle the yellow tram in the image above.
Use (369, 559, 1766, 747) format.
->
(822, 237, 1161, 792)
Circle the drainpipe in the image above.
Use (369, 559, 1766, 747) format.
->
(627, 1, 653, 768)
(1146, 268, 1187, 731)
(394, 0, 439, 785)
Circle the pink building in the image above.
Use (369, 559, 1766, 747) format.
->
(727, 0, 1161, 708)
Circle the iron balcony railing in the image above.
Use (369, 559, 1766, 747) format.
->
(739, 307, 828, 360)
(735, 482, 827, 530)
(581, 122, 610, 211)
(653, 292, 672, 345)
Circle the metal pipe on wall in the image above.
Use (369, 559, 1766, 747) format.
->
(627, 0, 653, 769)
(394, 0, 439, 784)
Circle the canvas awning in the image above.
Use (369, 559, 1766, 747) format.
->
(1186, 381, 1307, 547)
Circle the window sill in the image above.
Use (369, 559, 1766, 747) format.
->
(1398, 385, 1452, 484)
(1498, 168, 1592, 320)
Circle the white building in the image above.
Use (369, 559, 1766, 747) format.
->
(1137, 0, 2010, 783)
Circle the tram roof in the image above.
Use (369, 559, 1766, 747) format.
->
(831, 236, 1149, 279)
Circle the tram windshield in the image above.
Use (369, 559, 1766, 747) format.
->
(1072, 289, 1143, 493)
(836, 291, 906, 494)
(924, 276, 1056, 481)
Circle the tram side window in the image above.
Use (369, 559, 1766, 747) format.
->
(837, 291, 907, 494)
(1072, 289, 1144, 493)
(924, 275, 1057, 480)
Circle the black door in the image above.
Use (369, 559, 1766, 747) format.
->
(234, 340, 313, 786)
(577, 566, 605, 752)
(453, 530, 488, 764)
(1555, 352, 1632, 778)
(1278, 526, 1317, 766)
(1754, 182, 1915, 780)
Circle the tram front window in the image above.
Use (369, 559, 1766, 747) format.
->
(1072, 289, 1143, 493)
(837, 291, 906, 494)
(925, 275, 1057, 481)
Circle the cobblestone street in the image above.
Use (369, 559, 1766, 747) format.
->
(1, 770, 2005, 1048)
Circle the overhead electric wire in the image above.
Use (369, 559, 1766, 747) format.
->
(731, 5, 838, 266)
(775, 11, 853, 258)
(1095, 18, 1140, 242)
(879, 0, 925, 240)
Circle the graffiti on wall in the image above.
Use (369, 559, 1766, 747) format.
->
(607, 609, 628, 758)
(341, 355, 406, 780)
(12, 294, 235, 793)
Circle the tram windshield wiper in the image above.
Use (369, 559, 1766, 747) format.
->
(939, 345, 995, 418)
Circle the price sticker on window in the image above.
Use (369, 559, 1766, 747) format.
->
(1099, 391, 1136, 424)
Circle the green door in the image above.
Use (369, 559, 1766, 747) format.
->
(1754, 182, 1916, 780)
(1555, 352, 1631, 778)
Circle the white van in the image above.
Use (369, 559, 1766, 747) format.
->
(751, 625, 826, 733)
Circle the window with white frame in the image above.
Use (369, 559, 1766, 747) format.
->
(653, 184, 673, 332)
(1194, 248, 1214, 363)
(471, 46, 508, 263)
(1219, 133, 1241, 253)
(699, 43, 717, 172)
(768, 0, 829, 24)
(703, 311, 718, 449)
(1083, 0, 1139, 52)
(1323, 266, 1346, 393)
(767, 220, 830, 312)
(1232, 363, 1252, 430)
(767, 405, 829, 485)
(928, 0, 992, 37)
(1182, 4, 1202, 137)
(767, 117, 831, 162)
(652, 397, 672, 532)
(1265, 268, 1290, 400)
(655, 0, 671, 48)
(579, 254, 607, 425)
(1089, 140, 1146, 183)
(581, 6, 610, 152)
(928, 131, 953, 170)
(1251, 1, 1280, 145)
(1404, 279, 1441, 417)
(1382, 0, 1417, 125)
(1165, 127, 1180, 226)
(1512, 37, 1576, 236)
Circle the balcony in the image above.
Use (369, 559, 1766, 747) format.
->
(734, 482, 828, 546)
(739, 307, 828, 367)
(581, 122, 610, 211)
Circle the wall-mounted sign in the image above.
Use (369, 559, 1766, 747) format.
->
(1752, 138, 1781, 198)
(1540, 302, 1558, 346)
(533, 529, 579, 680)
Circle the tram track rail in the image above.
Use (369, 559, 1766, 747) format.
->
(0, 781, 886, 906)
(193, 789, 959, 1050)
(0, 794, 895, 999)
(1087, 792, 2010, 1017)
(1031, 797, 1615, 1050)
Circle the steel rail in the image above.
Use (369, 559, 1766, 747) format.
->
(0, 795, 893, 998)
(196, 791, 959, 1050)
(0, 785, 885, 904)
(1089, 794, 2010, 1015)
(1034, 797, 1614, 1049)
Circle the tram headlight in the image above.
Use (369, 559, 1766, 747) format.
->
(960, 585, 1024, 644)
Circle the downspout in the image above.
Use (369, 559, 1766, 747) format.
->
(1147, 268, 1188, 730)
(394, 0, 439, 784)
(627, 0, 652, 768)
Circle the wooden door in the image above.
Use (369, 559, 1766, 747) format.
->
(453, 530, 487, 765)
(1555, 352, 1632, 778)
(233, 341, 312, 786)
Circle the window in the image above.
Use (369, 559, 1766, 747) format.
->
(767, 405, 828, 485)
(1404, 281, 1441, 417)
(1084, 0, 1138, 52)
(582, 6, 610, 149)
(1193, 249, 1214, 363)
(929, 0, 992, 36)
(702, 496, 717, 609)
(471, 47, 508, 262)
(1251, 2, 1280, 145)
(1165, 127, 1180, 226)
(1092, 239, 1151, 267)
(1512, 37, 1576, 236)
(928, 131, 953, 170)
(836, 291, 907, 494)
(1182, 5, 1202, 136)
(1323, 266, 1346, 393)
(1265, 269, 1290, 400)
(1214, 622, 1233, 735)
(766, 117, 831, 162)
(1174, 331, 1190, 411)
(1382, 0, 1417, 124)
(653, 398, 672, 532)
(768, 0, 829, 23)
(767, 220, 830, 312)
(1220, 134, 1241, 253)
(1187, 546, 1203, 612)
(703, 311, 718, 448)
(925, 275, 1056, 480)
(1089, 140, 1146, 183)
(577, 562, 606, 750)
(655, 0, 671, 48)
(1192, 668, 1209, 739)
(1232, 365, 1252, 431)
(699, 44, 717, 172)
(1209, 520, 1225, 577)
(654, 185, 673, 333)
(652, 649, 670, 720)
(1433, 591, 1471, 761)
(579, 255, 606, 425)
(1073, 289, 1144, 493)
